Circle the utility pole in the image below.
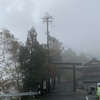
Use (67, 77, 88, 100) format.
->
(42, 13, 53, 93)
(42, 13, 53, 58)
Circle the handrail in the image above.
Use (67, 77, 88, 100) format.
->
(0, 91, 40, 97)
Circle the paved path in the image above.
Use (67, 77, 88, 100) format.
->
(55, 83, 73, 94)
(40, 93, 86, 100)
(86, 95, 97, 100)
(40, 83, 87, 100)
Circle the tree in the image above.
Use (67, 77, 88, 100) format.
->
(6, 40, 22, 92)
(48, 36, 64, 88)
(63, 48, 78, 63)
(0, 28, 21, 93)
(49, 36, 63, 62)
(18, 27, 47, 92)
(63, 48, 90, 64)
(77, 53, 90, 64)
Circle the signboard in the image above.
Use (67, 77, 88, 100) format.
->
(43, 80, 46, 89)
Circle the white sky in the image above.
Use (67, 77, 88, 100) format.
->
(0, 0, 100, 59)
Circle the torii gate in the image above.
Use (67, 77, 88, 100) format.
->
(51, 62, 81, 92)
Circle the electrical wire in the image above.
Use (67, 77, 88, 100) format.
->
(49, 20, 100, 59)
(0, 0, 99, 60)
(16, 0, 43, 18)
(50, 24, 99, 44)
(0, 8, 44, 35)
(0, 9, 31, 28)
(49, 20, 99, 60)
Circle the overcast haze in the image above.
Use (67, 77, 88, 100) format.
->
(0, 0, 100, 59)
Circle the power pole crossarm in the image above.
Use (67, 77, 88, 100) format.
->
(42, 13, 53, 35)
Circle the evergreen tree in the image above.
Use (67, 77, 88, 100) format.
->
(18, 27, 47, 92)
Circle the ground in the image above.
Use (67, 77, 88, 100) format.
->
(39, 83, 87, 100)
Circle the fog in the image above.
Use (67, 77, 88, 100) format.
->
(0, 0, 100, 58)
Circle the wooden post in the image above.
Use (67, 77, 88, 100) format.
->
(73, 64, 76, 92)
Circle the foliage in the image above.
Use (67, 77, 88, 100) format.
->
(0, 28, 21, 93)
(18, 27, 47, 92)
(63, 48, 90, 64)
(48, 36, 64, 83)
(49, 36, 63, 62)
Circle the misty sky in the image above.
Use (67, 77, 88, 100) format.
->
(0, 0, 100, 59)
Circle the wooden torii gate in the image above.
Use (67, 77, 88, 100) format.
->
(51, 62, 81, 92)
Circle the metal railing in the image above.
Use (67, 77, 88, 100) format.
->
(0, 91, 40, 100)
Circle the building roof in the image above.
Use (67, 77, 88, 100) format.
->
(76, 58, 100, 72)
(84, 58, 100, 67)
(77, 58, 100, 69)
(77, 58, 100, 81)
